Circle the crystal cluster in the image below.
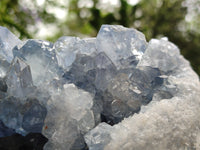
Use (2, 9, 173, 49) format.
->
(0, 25, 200, 150)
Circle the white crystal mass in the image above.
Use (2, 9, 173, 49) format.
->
(0, 24, 199, 150)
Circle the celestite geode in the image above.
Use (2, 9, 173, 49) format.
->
(0, 25, 200, 150)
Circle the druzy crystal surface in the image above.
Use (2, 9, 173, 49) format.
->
(0, 25, 200, 150)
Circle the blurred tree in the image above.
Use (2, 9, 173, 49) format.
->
(0, 0, 200, 75)
(0, 0, 57, 39)
(0, 0, 33, 38)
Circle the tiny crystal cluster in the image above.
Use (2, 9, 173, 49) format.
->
(0, 25, 200, 150)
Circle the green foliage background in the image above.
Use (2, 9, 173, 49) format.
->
(0, 0, 200, 75)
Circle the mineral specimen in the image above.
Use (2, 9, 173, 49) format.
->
(0, 24, 199, 150)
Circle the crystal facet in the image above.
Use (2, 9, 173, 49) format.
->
(96, 25, 147, 69)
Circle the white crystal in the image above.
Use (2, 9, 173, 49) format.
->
(42, 84, 95, 150)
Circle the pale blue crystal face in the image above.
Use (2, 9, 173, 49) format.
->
(0, 25, 199, 150)
(54, 36, 80, 69)
(54, 36, 97, 70)
(22, 98, 47, 133)
(0, 26, 22, 63)
(13, 39, 60, 86)
(0, 27, 22, 78)
(0, 97, 22, 130)
(96, 25, 147, 69)
(6, 57, 34, 98)
(84, 123, 112, 150)
(0, 60, 9, 78)
(137, 38, 181, 72)
(0, 97, 47, 136)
